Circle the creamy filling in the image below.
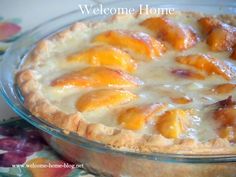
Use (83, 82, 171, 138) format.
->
(34, 13, 236, 141)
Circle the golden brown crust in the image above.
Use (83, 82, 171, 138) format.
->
(16, 11, 236, 154)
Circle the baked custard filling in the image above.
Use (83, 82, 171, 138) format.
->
(18, 11, 236, 151)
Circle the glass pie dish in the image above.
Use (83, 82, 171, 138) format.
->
(1, 1, 236, 176)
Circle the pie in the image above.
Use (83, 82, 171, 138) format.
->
(16, 10, 236, 154)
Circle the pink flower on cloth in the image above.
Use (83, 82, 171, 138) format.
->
(0, 22, 21, 41)
(0, 127, 45, 167)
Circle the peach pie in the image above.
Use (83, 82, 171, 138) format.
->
(16, 11, 236, 154)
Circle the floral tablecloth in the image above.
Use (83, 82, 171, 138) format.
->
(0, 119, 94, 177)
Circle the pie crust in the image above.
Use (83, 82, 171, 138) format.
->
(16, 11, 236, 154)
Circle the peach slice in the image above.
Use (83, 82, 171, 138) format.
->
(93, 30, 166, 59)
(76, 89, 137, 112)
(140, 17, 198, 50)
(214, 107, 236, 126)
(198, 17, 236, 52)
(171, 96, 192, 104)
(51, 67, 143, 88)
(212, 83, 236, 94)
(67, 45, 137, 72)
(176, 54, 236, 80)
(198, 17, 221, 35)
(118, 103, 166, 130)
(207, 28, 235, 52)
(156, 109, 189, 139)
(171, 68, 205, 80)
(218, 126, 236, 142)
(231, 47, 236, 60)
(213, 96, 236, 109)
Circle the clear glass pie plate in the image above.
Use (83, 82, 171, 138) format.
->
(1, 1, 236, 176)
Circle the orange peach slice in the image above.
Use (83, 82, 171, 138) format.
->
(171, 96, 192, 104)
(207, 28, 235, 52)
(198, 17, 221, 35)
(156, 109, 189, 139)
(67, 45, 137, 72)
(76, 89, 137, 112)
(176, 54, 236, 80)
(171, 68, 205, 80)
(93, 30, 166, 59)
(51, 67, 143, 88)
(118, 103, 166, 130)
(198, 17, 236, 52)
(140, 17, 198, 50)
(212, 83, 236, 94)
(214, 107, 236, 126)
(218, 126, 236, 142)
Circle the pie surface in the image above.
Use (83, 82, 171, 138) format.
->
(16, 11, 236, 154)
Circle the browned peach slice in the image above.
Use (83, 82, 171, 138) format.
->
(218, 126, 236, 142)
(51, 67, 143, 88)
(93, 30, 166, 59)
(67, 45, 137, 72)
(212, 96, 236, 109)
(198, 17, 221, 35)
(176, 54, 236, 80)
(76, 89, 137, 112)
(207, 28, 235, 52)
(171, 96, 192, 104)
(214, 107, 236, 126)
(198, 17, 236, 52)
(212, 83, 236, 94)
(140, 17, 198, 50)
(156, 109, 189, 139)
(231, 47, 236, 60)
(118, 103, 166, 130)
(171, 68, 205, 80)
